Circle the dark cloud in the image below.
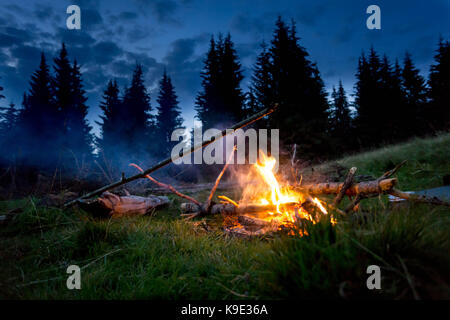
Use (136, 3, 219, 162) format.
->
(82, 9, 104, 29)
(0, 27, 33, 47)
(134, 0, 181, 25)
(56, 28, 96, 46)
(118, 11, 138, 20)
(92, 41, 123, 65)
(33, 4, 58, 23)
(230, 12, 274, 36)
(126, 25, 153, 42)
(164, 38, 197, 66)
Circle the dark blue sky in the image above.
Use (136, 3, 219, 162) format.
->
(0, 0, 449, 135)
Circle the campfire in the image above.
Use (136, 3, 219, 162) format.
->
(216, 151, 334, 236)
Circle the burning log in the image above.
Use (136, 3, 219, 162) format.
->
(180, 202, 300, 216)
(293, 178, 398, 196)
(78, 191, 169, 217)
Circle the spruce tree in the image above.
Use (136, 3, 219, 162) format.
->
(402, 52, 428, 136)
(428, 38, 450, 131)
(155, 71, 184, 158)
(379, 55, 405, 142)
(328, 81, 352, 151)
(195, 37, 219, 130)
(53, 43, 72, 145)
(354, 48, 383, 147)
(195, 34, 244, 129)
(97, 79, 123, 162)
(250, 41, 272, 128)
(268, 17, 329, 157)
(17, 53, 57, 167)
(220, 33, 245, 123)
(0, 102, 18, 164)
(68, 60, 93, 162)
(53, 44, 93, 169)
(121, 64, 154, 162)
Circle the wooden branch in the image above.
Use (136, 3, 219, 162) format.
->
(388, 188, 450, 207)
(129, 163, 201, 206)
(345, 194, 362, 213)
(379, 160, 407, 180)
(333, 167, 357, 206)
(78, 191, 169, 217)
(205, 146, 237, 211)
(294, 178, 397, 196)
(64, 105, 278, 207)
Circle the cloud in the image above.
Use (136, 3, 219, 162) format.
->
(134, 0, 181, 25)
(118, 11, 139, 20)
(92, 41, 123, 65)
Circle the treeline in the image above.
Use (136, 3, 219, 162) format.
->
(0, 17, 449, 178)
(0, 45, 184, 175)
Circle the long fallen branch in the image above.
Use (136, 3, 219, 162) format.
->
(129, 163, 201, 206)
(64, 105, 277, 207)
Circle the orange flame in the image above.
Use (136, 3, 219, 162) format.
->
(222, 150, 333, 231)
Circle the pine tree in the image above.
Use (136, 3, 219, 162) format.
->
(155, 71, 184, 158)
(354, 48, 384, 146)
(195, 34, 244, 129)
(402, 52, 428, 136)
(68, 60, 93, 161)
(121, 64, 154, 161)
(428, 38, 450, 131)
(53, 43, 72, 144)
(379, 55, 405, 142)
(53, 43, 93, 169)
(0, 102, 18, 164)
(96, 79, 123, 162)
(328, 81, 352, 151)
(220, 34, 245, 123)
(17, 53, 57, 167)
(267, 17, 329, 157)
(250, 41, 272, 128)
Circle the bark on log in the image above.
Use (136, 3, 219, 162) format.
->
(293, 178, 397, 196)
(78, 192, 169, 217)
(180, 202, 299, 216)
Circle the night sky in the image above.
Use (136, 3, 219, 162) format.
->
(0, 0, 449, 136)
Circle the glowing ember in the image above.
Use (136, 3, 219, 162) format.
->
(221, 150, 334, 233)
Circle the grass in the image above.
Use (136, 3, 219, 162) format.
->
(0, 133, 449, 299)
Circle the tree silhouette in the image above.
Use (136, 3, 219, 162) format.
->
(97, 79, 123, 164)
(68, 60, 93, 162)
(354, 48, 384, 147)
(17, 53, 57, 167)
(155, 70, 184, 159)
(195, 34, 244, 129)
(53, 43, 93, 169)
(402, 52, 428, 136)
(249, 41, 272, 128)
(328, 81, 352, 152)
(121, 64, 155, 162)
(428, 38, 450, 131)
(263, 17, 329, 157)
(0, 102, 18, 164)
